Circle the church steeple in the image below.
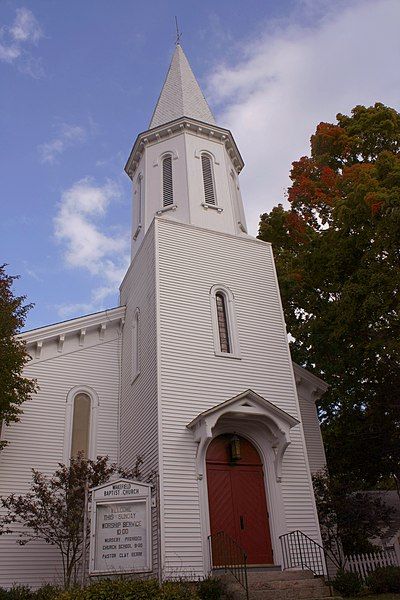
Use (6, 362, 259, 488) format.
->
(125, 44, 247, 259)
(149, 44, 216, 128)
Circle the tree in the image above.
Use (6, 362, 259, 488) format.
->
(259, 103, 400, 489)
(0, 455, 144, 588)
(313, 468, 394, 567)
(0, 264, 37, 448)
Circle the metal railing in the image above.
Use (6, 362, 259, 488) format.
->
(208, 531, 249, 599)
(279, 530, 331, 580)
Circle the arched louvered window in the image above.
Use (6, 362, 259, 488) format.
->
(132, 308, 140, 381)
(210, 285, 240, 358)
(137, 174, 143, 225)
(71, 393, 91, 458)
(215, 292, 230, 353)
(162, 155, 173, 207)
(201, 154, 216, 205)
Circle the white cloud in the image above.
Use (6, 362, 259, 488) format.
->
(38, 123, 87, 163)
(10, 8, 43, 43)
(54, 178, 130, 316)
(56, 301, 99, 320)
(0, 43, 20, 62)
(207, 0, 400, 235)
(0, 7, 43, 75)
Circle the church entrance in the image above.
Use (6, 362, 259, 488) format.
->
(206, 434, 273, 565)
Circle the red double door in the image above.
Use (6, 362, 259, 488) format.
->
(206, 434, 273, 565)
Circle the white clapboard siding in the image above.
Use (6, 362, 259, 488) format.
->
(0, 332, 121, 589)
(119, 222, 159, 572)
(155, 218, 321, 576)
(297, 393, 327, 474)
(347, 549, 398, 581)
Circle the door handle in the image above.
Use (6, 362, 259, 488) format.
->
(240, 515, 244, 530)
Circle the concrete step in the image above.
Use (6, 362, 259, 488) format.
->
(249, 578, 327, 591)
(247, 569, 315, 582)
(215, 571, 339, 600)
(233, 592, 340, 600)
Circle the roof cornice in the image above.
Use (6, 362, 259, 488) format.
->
(19, 306, 126, 346)
(124, 116, 244, 179)
(293, 362, 329, 401)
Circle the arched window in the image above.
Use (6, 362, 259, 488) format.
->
(137, 173, 143, 225)
(215, 292, 230, 353)
(201, 153, 216, 205)
(64, 386, 99, 462)
(162, 155, 173, 207)
(71, 393, 91, 458)
(132, 308, 140, 381)
(133, 174, 143, 240)
(210, 285, 240, 358)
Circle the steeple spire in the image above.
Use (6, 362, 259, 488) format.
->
(149, 44, 216, 129)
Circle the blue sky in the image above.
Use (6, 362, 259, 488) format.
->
(1, 0, 399, 330)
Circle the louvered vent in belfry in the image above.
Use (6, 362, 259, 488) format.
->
(201, 154, 216, 205)
(162, 156, 174, 207)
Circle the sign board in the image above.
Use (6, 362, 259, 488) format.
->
(89, 478, 152, 575)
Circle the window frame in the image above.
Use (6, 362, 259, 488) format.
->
(63, 385, 99, 462)
(209, 284, 241, 359)
(131, 308, 140, 383)
(162, 154, 174, 208)
(201, 152, 217, 206)
(133, 172, 143, 241)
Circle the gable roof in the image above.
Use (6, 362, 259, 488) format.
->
(187, 388, 299, 431)
(149, 44, 216, 128)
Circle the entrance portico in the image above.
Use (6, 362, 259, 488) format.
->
(187, 389, 299, 572)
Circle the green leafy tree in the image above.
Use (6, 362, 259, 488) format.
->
(0, 455, 144, 588)
(259, 103, 400, 490)
(0, 264, 37, 448)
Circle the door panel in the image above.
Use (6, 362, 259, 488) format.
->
(206, 435, 273, 565)
(231, 467, 273, 564)
(207, 466, 237, 541)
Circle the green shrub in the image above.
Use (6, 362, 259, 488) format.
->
(332, 570, 362, 597)
(2, 586, 33, 600)
(366, 565, 400, 594)
(160, 581, 198, 599)
(0, 579, 203, 600)
(198, 578, 224, 600)
(53, 579, 163, 600)
(33, 585, 61, 600)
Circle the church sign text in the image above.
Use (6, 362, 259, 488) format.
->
(89, 479, 152, 575)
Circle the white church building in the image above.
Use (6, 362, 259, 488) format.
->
(0, 44, 328, 588)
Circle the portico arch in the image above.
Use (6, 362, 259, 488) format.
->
(187, 389, 299, 573)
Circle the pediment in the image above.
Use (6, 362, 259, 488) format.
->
(187, 388, 299, 435)
(187, 389, 299, 483)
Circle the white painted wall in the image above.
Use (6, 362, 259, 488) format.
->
(297, 393, 327, 475)
(130, 129, 247, 259)
(120, 222, 159, 574)
(155, 218, 322, 577)
(0, 322, 121, 589)
(293, 364, 328, 475)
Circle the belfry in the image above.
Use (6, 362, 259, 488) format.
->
(0, 43, 328, 587)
